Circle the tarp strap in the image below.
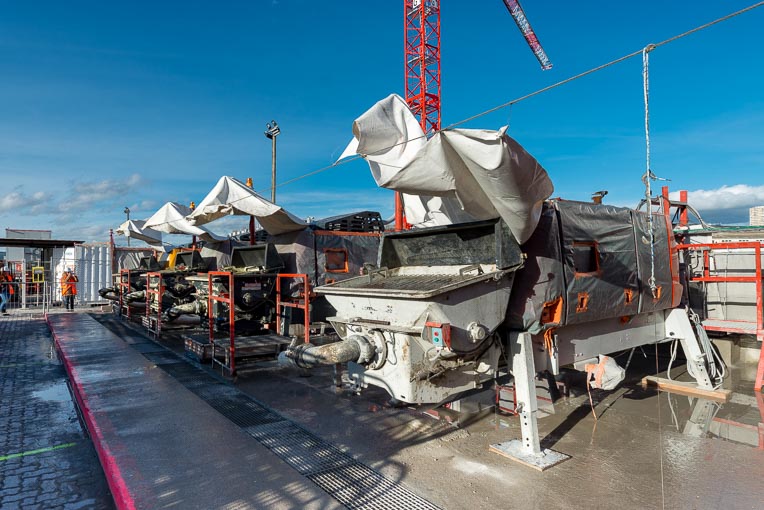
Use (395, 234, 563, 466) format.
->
(584, 361, 600, 421)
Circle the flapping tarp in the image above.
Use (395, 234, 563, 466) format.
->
(115, 219, 163, 248)
(186, 176, 306, 236)
(339, 94, 554, 244)
(144, 202, 226, 242)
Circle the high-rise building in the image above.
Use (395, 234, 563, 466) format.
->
(750, 206, 764, 226)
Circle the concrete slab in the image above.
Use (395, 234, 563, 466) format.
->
(47, 313, 341, 510)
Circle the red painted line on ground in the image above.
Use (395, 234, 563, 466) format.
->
(46, 314, 137, 510)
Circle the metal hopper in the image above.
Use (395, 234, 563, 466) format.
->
(282, 218, 523, 404)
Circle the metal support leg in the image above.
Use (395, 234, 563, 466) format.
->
(490, 332, 569, 470)
(513, 331, 541, 454)
(664, 309, 714, 389)
(682, 397, 718, 438)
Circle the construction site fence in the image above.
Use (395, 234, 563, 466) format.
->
(1, 245, 113, 309)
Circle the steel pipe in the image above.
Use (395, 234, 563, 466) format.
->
(279, 335, 373, 369)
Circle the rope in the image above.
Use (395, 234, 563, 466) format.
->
(120, 2, 764, 235)
(642, 45, 659, 299)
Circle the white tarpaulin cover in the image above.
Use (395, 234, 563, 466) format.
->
(115, 219, 163, 247)
(144, 202, 226, 242)
(186, 176, 306, 236)
(339, 94, 554, 243)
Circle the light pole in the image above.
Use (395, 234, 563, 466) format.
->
(123, 206, 131, 247)
(264, 120, 280, 203)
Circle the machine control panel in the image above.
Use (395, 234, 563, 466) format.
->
(424, 321, 451, 351)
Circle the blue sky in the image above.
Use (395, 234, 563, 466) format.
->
(1, 0, 762, 243)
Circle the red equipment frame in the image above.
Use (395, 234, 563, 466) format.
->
(144, 271, 164, 336)
(208, 271, 236, 375)
(207, 271, 311, 376)
(676, 241, 764, 391)
(676, 242, 763, 341)
(275, 273, 311, 344)
(118, 269, 132, 318)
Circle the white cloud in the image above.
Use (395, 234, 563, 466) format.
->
(670, 184, 764, 224)
(58, 174, 143, 214)
(670, 184, 764, 211)
(0, 190, 52, 214)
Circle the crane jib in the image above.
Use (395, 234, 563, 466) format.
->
(502, 0, 553, 70)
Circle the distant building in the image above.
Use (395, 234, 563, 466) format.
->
(4, 229, 52, 262)
(750, 206, 764, 226)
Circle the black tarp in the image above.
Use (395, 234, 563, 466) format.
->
(506, 200, 678, 330)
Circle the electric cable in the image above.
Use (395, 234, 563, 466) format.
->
(116, 2, 764, 236)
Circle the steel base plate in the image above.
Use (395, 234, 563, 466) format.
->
(489, 440, 570, 471)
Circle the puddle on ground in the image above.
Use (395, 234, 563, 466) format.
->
(429, 368, 764, 451)
(31, 381, 84, 436)
(32, 382, 73, 403)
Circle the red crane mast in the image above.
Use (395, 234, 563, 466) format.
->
(398, 1, 550, 230)
(404, 0, 442, 135)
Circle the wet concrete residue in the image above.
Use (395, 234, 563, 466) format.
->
(95, 313, 764, 510)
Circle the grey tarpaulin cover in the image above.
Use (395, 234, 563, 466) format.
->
(338, 94, 554, 243)
(144, 202, 226, 242)
(506, 200, 678, 331)
(112, 248, 154, 271)
(115, 219, 163, 248)
(186, 176, 306, 236)
(260, 227, 381, 322)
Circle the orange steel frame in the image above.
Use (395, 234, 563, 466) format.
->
(276, 274, 311, 344)
(207, 272, 311, 376)
(118, 269, 132, 318)
(676, 241, 764, 391)
(208, 271, 236, 375)
(145, 271, 164, 336)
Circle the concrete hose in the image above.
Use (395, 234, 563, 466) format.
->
(124, 290, 145, 304)
(98, 286, 120, 301)
(165, 299, 207, 322)
(279, 335, 374, 369)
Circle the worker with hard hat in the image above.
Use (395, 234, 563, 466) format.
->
(0, 267, 13, 315)
(61, 267, 79, 311)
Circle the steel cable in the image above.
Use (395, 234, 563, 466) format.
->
(119, 2, 764, 235)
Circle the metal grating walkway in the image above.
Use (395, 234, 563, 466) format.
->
(336, 273, 471, 291)
(130, 333, 440, 510)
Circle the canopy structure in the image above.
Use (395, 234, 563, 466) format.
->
(186, 176, 306, 236)
(115, 219, 163, 248)
(339, 94, 554, 244)
(144, 202, 226, 242)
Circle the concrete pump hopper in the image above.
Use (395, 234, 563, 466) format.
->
(282, 218, 524, 404)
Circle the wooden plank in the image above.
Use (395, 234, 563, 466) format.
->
(641, 376, 731, 402)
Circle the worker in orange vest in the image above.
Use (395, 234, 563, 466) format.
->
(0, 267, 13, 315)
(61, 268, 79, 311)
